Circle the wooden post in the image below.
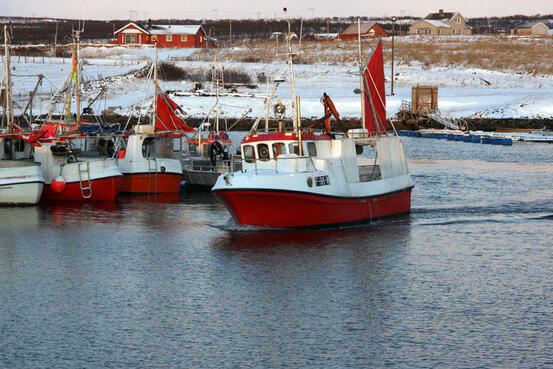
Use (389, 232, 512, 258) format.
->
(54, 21, 58, 57)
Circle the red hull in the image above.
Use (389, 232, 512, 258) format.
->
(214, 187, 413, 228)
(120, 172, 182, 194)
(41, 176, 122, 201)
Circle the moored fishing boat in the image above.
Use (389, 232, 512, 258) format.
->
(0, 25, 45, 205)
(34, 137, 122, 201)
(0, 142, 44, 205)
(180, 67, 241, 189)
(213, 29, 413, 228)
(117, 47, 188, 194)
(34, 30, 122, 201)
(117, 124, 184, 194)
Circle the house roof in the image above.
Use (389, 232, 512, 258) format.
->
(314, 33, 338, 40)
(146, 25, 203, 35)
(425, 11, 456, 20)
(114, 23, 204, 35)
(418, 20, 451, 28)
(512, 21, 549, 29)
(340, 22, 380, 35)
(114, 22, 149, 35)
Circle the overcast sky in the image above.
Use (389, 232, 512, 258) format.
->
(1, 0, 552, 20)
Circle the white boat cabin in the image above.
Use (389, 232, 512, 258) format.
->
(239, 131, 409, 183)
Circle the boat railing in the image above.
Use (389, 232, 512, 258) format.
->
(185, 159, 236, 173)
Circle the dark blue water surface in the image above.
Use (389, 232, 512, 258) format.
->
(1, 137, 552, 368)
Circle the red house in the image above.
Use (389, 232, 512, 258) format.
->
(337, 22, 388, 41)
(111, 22, 214, 48)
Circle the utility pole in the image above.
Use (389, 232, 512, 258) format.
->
(400, 10, 406, 35)
(391, 17, 396, 96)
(54, 21, 58, 57)
(229, 19, 232, 47)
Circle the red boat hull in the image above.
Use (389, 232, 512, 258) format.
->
(120, 172, 182, 194)
(41, 176, 122, 201)
(213, 187, 413, 228)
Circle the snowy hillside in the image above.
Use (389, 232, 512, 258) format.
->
(3, 40, 553, 121)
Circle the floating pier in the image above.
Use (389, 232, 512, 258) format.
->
(396, 130, 513, 146)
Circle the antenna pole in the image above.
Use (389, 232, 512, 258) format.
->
(358, 18, 366, 130)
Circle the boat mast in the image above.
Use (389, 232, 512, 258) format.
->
(284, 13, 297, 130)
(152, 43, 158, 127)
(215, 68, 220, 134)
(296, 96, 303, 156)
(357, 19, 366, 130)
(3, 26, 13, 131)
(74, 30, 81, 127)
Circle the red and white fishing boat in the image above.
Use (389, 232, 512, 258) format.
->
(213, 36, 413, 228)
(117, 49, 191, 194)
(117, 123, 185, 194)
(34, 30, 122, 202)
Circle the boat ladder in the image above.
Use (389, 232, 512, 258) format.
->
(147, 158, 158, 194)
(78, 161, 93, 199)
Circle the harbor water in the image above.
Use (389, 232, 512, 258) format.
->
(1, 136, 552, 368)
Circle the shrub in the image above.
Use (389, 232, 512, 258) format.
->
(257, 72, 268, 84)
(222, 68, 252, 84)
(241, 56, 261, 63)
(158, 61, 187, 81)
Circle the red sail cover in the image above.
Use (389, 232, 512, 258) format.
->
(156, 94, 195, 132)
(363, 41, 386, 134)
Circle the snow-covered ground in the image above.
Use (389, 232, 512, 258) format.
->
(3, 45, 553, 121)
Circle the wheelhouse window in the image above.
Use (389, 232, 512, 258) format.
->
(257, 143, 270, 161)
(142, 137, 156, 158)
(306, 142, 316, 156)
(243, 145, 256, 163)
(288, 143, 300, 155)
(272, 142, 286, 158)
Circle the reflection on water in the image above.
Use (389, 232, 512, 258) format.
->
(212, 217, 412, 251)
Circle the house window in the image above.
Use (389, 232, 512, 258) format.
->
(181, 35, 187, 41)
(151, 35, 157, 42)
(125, 34, 137, 43)
(456, 17, 461, 24)
(166, 34, 172, 41)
